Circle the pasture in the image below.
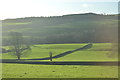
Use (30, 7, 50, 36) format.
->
(1, 43, 117, 61)
(2, 63, 118, 78)
(1, 43, 118, 78)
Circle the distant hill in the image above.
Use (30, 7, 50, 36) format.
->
(2, 13, 118, 45)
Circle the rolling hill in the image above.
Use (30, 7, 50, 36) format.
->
(2, 13, 118, 45)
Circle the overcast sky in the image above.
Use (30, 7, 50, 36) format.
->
(0, 0, 119, 20)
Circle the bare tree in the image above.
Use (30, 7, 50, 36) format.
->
(9, 32, 31, 60)
(49, 52, 53, 61)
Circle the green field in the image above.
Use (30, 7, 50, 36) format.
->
(2, 63, 118, 78)
(1, 11, 118, 79)
(1, 43, 118, 78)
(2, 43, 118, 61)
(2, 44, 85, 59)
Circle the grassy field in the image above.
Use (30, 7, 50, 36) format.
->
(1, 43, 118, 61)
(2, 44, 86, 59)
(1, 43, 118, 78)
(2, 63, 118, 78)
(54, 43, 118, 61)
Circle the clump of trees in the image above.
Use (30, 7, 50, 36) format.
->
(8, 32, 31, 60)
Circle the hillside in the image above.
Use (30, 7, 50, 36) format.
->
(2, 13, 118, 45)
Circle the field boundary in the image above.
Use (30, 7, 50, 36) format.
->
(1, 61, 119, 66)
(27, 43, 93, 60)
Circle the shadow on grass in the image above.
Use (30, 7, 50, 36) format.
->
(1, 60, 118, 66)
(2, 43, 118, 66)
(27, 43, 93, 60)
(1, 43, 92, 61)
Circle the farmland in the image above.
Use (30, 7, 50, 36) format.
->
(1, 43, 118, 61)
(2, 13, 118, 45)
(2, 63, 118, 78)
(1, 43, 118, 78)
(1, 13, 118, 78)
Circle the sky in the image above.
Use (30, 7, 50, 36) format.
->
(0, 0, 119, 20)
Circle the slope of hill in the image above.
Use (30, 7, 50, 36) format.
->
(2, 13, 118, 45)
